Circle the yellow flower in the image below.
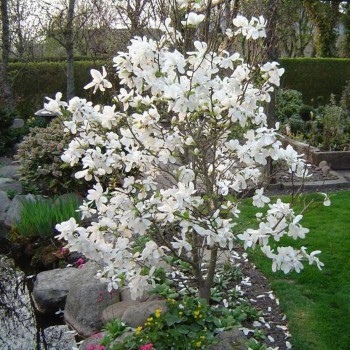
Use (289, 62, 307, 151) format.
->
(195, 341, 202, 348)
(135, 326, 142, 335)
(147, 317, 153, 322)
(155, 308, 162, 318)
(193, 310, 201, 318)
(178, 311, 183, 316)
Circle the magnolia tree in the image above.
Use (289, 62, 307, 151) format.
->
(53, 7, 326, 301)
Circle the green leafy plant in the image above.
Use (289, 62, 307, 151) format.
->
(322, 95, 346, 150)
(298, 104, 314, 122)
(276, 88, 303, 122)
(102, 296, 244, 350)
(0, 107, 20, 155)
(6, 189, 18, 200)
(14, 194, 81, 237)
(16, 118, 87, 195)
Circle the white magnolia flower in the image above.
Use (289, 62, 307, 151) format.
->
(320, 192, 331, 206)
(43, 92, 67, 116)
(84, 66, 112, 93)
(181, 12, 205, 26)
(253, 188, 270, 208)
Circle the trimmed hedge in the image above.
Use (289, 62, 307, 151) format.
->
(8, 59, 117, 117)
(280, 58, 350, 105)
(9, 57, 350, 117)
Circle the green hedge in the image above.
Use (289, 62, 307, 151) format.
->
(10, 57, 350, 117)
(280, 58, 350, 105)
(8, 59, 117, 117)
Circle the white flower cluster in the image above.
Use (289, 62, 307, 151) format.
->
(55, 15, 323, 300)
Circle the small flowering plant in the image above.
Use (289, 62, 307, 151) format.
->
(104, 297, 243, 350)
(54, 0, 326, 302)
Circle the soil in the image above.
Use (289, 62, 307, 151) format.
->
(274, 163, 339, 184)
(233, 247, 291, 349)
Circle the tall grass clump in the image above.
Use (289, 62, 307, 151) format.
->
(15, 194, 81, 238)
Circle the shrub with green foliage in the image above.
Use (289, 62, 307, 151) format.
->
(276, 88, 303, 122)
(340, 80, 350, 118)
(0, 107, 23, 155)
(299, 104, 314, 122)
(322, 95, 346, 150)
(16, 118, 87, 195)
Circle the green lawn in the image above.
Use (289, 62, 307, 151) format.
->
(241, 191, 350, 350)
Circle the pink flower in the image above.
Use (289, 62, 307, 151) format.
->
(75, 257, 85, 267)
(60, 247, 69, 254)
(87, 344, 105, 350)
(91, 333, 103, 339)
(139, 344, 154, 350)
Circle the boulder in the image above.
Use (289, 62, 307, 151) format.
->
(102, 300, 141, 324)
(4, 194, 40, 227)
(0, 178, 22, 194)
(318, 160, 328, 168)
(0, 165, 20, 179)
(79, 332, 106, 350)
(10, 118, 25, 129)
(32, 267, 80, 313)
(0, 191, 10, 222)
(64, 261, 121, 338)
(121, 299, 167, 328)
(120, 286, 149, 302)
(208, 327, 246, 350)
(42, 325, 76, 349)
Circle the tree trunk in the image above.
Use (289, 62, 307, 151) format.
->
(1, 0, 15, 110)
(66, 0, 76, 100)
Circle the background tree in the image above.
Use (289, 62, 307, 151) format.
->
(302, 0, 342, 57)
(1, 0, 14, 110)
(40, 0, 94, 99)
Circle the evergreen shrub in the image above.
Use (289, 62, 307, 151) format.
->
(280, 58, 350, 105)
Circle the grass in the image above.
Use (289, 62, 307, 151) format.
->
(15, 194, 81, 237)
(239, 191, 350, 350)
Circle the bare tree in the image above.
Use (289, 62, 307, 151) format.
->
(40, 0, 94, 99)
(1, 0, 14, 110)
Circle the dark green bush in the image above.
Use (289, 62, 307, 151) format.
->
(288, 115, 304, 134)
(299, 104, 314, 122)
(276, 88, 303, 122)
(0, 108, 21, 155)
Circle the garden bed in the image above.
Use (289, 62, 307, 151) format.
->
(280, 135, 350, 169)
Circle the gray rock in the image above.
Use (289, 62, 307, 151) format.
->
(322, 165, 331, 176)
(79, 332, 106, 350)
(10, 118, 25, 129)
(208, 327, 246, 350)
(102, 300, 141, 324)
(32, 267, 80, 313)
(121, 299, 167, 328)
(0, 191, 10, 222)
(319, 160, 328, 168)
(64, 261, 121, 338)
(120, 286, 149, 302)
(4, 194, 40, 227)
(0, 157, 15, 166)
(0, 178, 22, 194)
(42, 325, 76, 349)
(0, 165, 20, 179)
